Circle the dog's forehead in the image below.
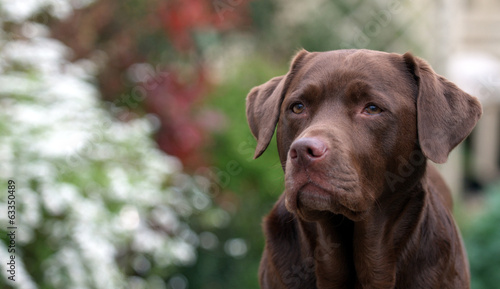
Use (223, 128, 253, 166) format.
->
(287, 50, 414, 100)
(304, 50, 403, 82)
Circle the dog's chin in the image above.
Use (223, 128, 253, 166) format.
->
(286, 183, 366, 222)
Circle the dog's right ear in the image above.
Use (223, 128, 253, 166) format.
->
(246, 49, 310, 159)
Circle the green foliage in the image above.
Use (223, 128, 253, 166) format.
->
(463, 183, 500, 289)
(207, 54, 288, 196)
(248, 0, 428, 61)
(177, 54, 289, 289)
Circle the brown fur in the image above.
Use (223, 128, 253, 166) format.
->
(246, 49, 481, 289)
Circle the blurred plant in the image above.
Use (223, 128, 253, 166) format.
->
(47, 0, 250, 169)
(0, 2, 226, 288)
(175, 55, 288, 289)
(463, 183, 500, 289)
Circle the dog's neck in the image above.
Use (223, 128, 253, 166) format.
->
(295, 180, 429, 288)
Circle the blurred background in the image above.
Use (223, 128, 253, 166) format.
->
(0, 0, 499, 288)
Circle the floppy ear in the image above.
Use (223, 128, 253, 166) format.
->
(246, 76, 286, 158)
(403, 52, 482, 163)
(246, 49, 310, 159)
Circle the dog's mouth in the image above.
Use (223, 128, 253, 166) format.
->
(285, 177, 367, 221)
(297, 182, 334, 211)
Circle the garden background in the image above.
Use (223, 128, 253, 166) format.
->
(1, 0, 500, 288)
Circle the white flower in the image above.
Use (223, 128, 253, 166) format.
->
(0, 1, 220, 288)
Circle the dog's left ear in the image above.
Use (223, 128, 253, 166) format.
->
(403, 52, 482, 163)
(246, 49, 311, 159)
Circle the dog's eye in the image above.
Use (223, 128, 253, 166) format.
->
(291, 102, 305, 114)
(363, 104, 383, 115)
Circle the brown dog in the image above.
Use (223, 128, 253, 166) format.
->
(246, 49, 481, 289)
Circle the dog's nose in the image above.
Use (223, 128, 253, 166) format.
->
(289, 137, 327, 166)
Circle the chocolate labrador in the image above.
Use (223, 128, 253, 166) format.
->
(246, 49, 481, 289)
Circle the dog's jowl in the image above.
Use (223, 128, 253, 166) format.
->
(246, 49, 481, 289)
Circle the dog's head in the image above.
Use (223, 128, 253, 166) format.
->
(246, 49, 481, 221)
